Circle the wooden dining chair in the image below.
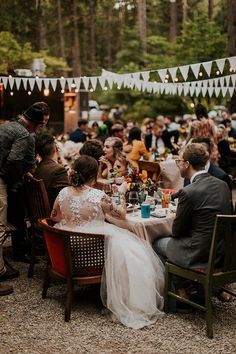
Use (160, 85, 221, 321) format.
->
(164, 214, 236, 338)
(39, 218, 105, 322)
(138, 160, 161, 181)
(23, 177, 51, 278)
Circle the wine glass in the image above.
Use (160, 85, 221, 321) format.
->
(128, 191, 139, 216)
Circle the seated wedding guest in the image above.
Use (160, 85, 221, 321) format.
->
(98, 137, 128, 179)
(126, 127, 149, 171)
(144, 121, 177, 153)
(141, 117, 155, 137)
(163, 116, 180, 144)
(153, 144, 231, 303)
(34, 134, 69, 208)
(69, 119, 88, 143)
(111, 123, 125, 142)
(51, 155, 164, 328)
(79, 139, 104, 162)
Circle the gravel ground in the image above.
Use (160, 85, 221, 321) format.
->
(1, 256, 236, 354)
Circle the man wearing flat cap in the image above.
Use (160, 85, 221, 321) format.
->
(0, 102, 50, 296)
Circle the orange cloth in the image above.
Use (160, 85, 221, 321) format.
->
(127, 140, 149, 162)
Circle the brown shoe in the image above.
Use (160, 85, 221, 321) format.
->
(0, 283, 13, 296)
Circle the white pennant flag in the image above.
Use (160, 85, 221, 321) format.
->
(132, 72, 140, 80)
(2, 77, 8, 89)
(190, 87, 195, 96)
(36, 78, 43, 91)
(15, 78, 22, 90)
(50, 79, 58, 91)
(59, 78, 66, 89)
(114, 76, 124, 88)
(197, 80, 203, 87)
(171, 84, 177, 95)
(82, 77, 90, 90)
(214, 87, 221, 97)
(207, 87, 214, 97)
(66, 78, 74, 89)
(228, 87, 235, 97)
(43, 78, 50, 89)
(123, 75, 131, 88)
(183, 85, 189, 96)
(160, 83, 165, 94)
(216, 58, 225, 73)
(22, 78, 28, 90)
(177, 84, 183, 96)
(195, 87, 201, 96)
(28, 78, 35, 91)
(158, 69, 167, 83)
(74, 78, 81, 90)
(221, 87, 228, 97)
(219, 77, 225, 87)
(90, 77, 97, 90)
(141, 71, 150, 81)
(168, 67, 177, 82)
(201, 86, 208, 97)
(8, 77, 14, 89)
(191, 63, 201, 79)
(179, 65, 189, 81)
(134, 79, 142, 91)
(142, 81, 148, 92)
(208, 79, 214, 87)
(106, 76, 113, 89)
(225, 76, 230, 86)
(202, 61, 212, 77)
(98, 76, 106, 89)
(228, 56, 236, 71)
(214, 78, 219, 87)
(231, 74, 236, 86)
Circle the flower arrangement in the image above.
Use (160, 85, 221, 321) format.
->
(125, 166, 159, 196)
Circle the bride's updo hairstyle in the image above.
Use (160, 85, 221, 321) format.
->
(70, 155, 98, 187)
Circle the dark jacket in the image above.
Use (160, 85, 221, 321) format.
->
(144, 130, 176, 153)
(166, 173, 232, 269)
(34, 159, 69, 208)
(69, 128, 87, 143)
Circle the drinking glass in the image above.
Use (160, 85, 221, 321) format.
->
(128, 191, 139, 215)
(103, 183, 112, 196)
(162, 193, 171, 208)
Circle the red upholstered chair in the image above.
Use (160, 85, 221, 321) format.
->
(39, 218, 105, 322)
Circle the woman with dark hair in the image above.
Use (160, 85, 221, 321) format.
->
(98, 137, 128, 179)
(79, 139, 104, 161)
(126, 127, 149, 170)
(51, 155, 164, 329)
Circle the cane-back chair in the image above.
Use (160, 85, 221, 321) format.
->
(39, 218, 105, 322)
(24, 177, 51, 277)
(164, 214, 236, 338)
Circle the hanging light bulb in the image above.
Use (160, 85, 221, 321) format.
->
(216, 71, 220, 75)
(175, 78, 178, 82)
(61, 89, 65, 94)
(199, 72, 203, 77)
(10, 91, 14, 96)
(28, 91, 32, 95)
(44, 88, 50, 96)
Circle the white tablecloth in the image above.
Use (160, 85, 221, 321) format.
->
(106, 210, 174, 243)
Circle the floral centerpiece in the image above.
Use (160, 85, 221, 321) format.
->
(125, 166, 159, 196)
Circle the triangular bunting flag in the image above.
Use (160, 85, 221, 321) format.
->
(28, 78, 35, 91)
(15, 78, 22, 90)
(36, 78, 43, 91)
(98, 76, 106, 89)
(214, 87, 221, 97)
(66, 78, 74, 89)
(114, 76, 124, 89)
(231, 74, 236, 86)
(191, 63, 201, 79)
(74, 78, 81, 90)
(179, 65, 189, 81)
(132, 72, 140, 80)
(225, 76, 230, 86)
(59, 78, 66, 89)
(9, 77, 15, 90)
(2, 77, 8, 89)
(82, 77, 90, 90)
(202, 61, 212, 77)
(195, 87, 201, 96)
(216, 58, 225, 74)
(183, 85, 189, 96)
(221, 87, 228, 97)
(50, 79, 58, 91)
(22, 78, 28, 90)
(201, 86, 208, 97)
(168, 67, 177, 82)
(43, 78, 50, 89)
(219, 77, 225, 87)
(134, 79, 142, 91)
(228, 56, 236, 71)
(158, 69, 167, 83)
(213, 78, 219, 87)
(228, 87, 235, 97)
(177, 84, 183, 96)
(141, 71, 150, 81)
(90, 77, 97, 90)
(106, 76, 113, 89)
(190, 87, 195, 96)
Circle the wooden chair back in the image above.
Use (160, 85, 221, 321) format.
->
(23, 177, 51, 277)
(164, 214, 236, 338)
(137, 160, 161, 181)
(39, 218, 105, 321)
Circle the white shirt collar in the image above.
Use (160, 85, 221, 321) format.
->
(190, 170, 207, 184)
(205, 160, 210, 172)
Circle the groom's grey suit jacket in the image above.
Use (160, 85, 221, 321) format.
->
(166, 173, 232, 269)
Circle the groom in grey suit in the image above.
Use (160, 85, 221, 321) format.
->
(153, 143, 232, 269)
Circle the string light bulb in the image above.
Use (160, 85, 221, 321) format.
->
(10, 91, 14, 96)
(28, 91, 32, 95)
(43, 88, 50, 96)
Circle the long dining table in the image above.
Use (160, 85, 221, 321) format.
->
(106, 209, 175, 243)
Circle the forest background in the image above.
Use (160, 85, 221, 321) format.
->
(0, 0, 236, 122)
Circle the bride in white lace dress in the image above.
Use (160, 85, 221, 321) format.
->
(51, 155, 164, 329)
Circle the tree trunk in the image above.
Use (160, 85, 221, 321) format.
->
(88, 0, 96, 72)
(57, 0, 66, 60)
(37, 0, 47, 50)
(137, 0, 147, 53)
(72, 0, 81, 77)
(169, 0, 177, 42)
(182, 0, 188, 24)
(227, 0, 236, 113)
(208, 0, 213, 20)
